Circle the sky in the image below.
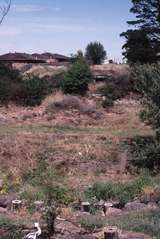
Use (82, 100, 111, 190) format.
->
(0, 0, 133, 61)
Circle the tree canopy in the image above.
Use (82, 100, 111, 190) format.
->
(121, 0, 160, 63)
(85, 41, 107, 65)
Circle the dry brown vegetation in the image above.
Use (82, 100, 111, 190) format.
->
(0, 91, 152, 190)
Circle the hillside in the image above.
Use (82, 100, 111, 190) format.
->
(0, 64, 159, 239)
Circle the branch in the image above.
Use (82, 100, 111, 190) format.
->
(0, 0, 11, 25)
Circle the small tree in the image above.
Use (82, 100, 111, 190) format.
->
(61, 58, 92, 95)
(85, 41, 107, 65)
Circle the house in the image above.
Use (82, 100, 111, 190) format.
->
(0, 52, 45, 63)
(0, 52, 70, 65)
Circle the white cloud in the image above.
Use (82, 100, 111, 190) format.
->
(12, 4, 61, 13)
(12, 4, 43, 13)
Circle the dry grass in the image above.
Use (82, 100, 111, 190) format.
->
(43, 90, 64, 106)
(0, 95, 153, 190)
(91, 64, 130, 78)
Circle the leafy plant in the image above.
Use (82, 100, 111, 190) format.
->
(61, 58, 92, 95)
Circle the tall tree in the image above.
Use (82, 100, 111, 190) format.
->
(85, 41, 107, 65)
(0, 0, 11, 25)
(121, 29, 157, 63)
(121, 0, 160, 63)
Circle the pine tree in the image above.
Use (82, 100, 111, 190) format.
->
(121, 0, 160, 63)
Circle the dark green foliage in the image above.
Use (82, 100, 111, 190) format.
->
(85, 41, 107, 65)
(19, 75, 51, 106)
(0, 78, 11, 106)
(0, 64, 51, 107)
(61, 59, 92, 95)
(128, 135, 160, 173)
(133, 64, 160, 128)
(102, 75, 133, 108)
(121, 29, 157, 64)
(85, 177, 146, 205)
(129, 64, 160, 173)
(0, 64, 21, 106)
(43, 205, 57, 236)
(121, 0, 160, 63)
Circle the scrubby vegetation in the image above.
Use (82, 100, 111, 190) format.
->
(61, 58, 92, 95)
(0, 64, 53, 106)
(102, 74, 133, 108)
(127, 64, 160, 173)
(107, 209, 160, 239)
(133, 64, 160, 129)
(85, 176, 148, 205)
(22, 154, 75, 205)
(18, 74, 51, 106)
(128, 135, 160, 173)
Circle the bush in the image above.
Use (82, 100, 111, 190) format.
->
(133, 64, 160, 129)
(18, 74, 51, 106)
(0, 64, 51, 107)
(0, 78, 11, 106)
(61, 59, 92, 95)
(85, 177, 146, 205)
(128, 134, 160, 173)
(44, 72, 65, 89)
(79, 216, 105, 231)
(0, 64, 21, 106)
(102, 75, 133, 108)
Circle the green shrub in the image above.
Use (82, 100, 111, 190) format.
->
(18, 74, 51, 106)
(133, 64, 160, 129)
(107, 210, 160, 239)
(128, 135, 160, 173)
(0, 64, 51, 107)
(85, 177, 146, 204)
(44, 72, 65, 89)
(61, 59, 92, 95)
(79, 216, 105, 231)
(0, 78, 11, 106)
(0, 64, 21, 106)
(102, 75, 133, 108)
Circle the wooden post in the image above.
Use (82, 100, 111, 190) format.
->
(81, 202, 90, 212)
(103, 202, 113, 215)
(104, 226, 119, 239)
(11, 200, 22, 211)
